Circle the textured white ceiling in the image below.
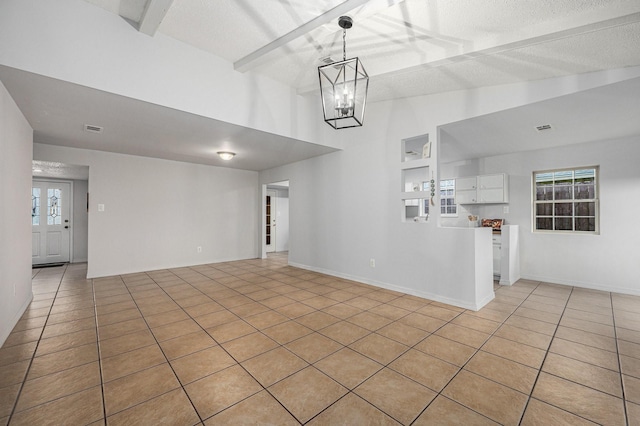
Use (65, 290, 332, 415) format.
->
(154, 0, 640, 102)
(7, 0, 640, 176)
(79, 0, 640, 102)
(0, 65, 337, 172)
(439, 76, 640, 164)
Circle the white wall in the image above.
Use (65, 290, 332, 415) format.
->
(72, 180, 88, 263)
(0, 81, 33, 346)
(0, 0, 333, 149)
(33, 144, 259, 278)
(465, 136, 640, 294)
(260, 69, 640, 308)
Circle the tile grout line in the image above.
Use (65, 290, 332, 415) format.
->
(516, 282, 573, 425)
(171, 263, 424, 424)
(6, 264, 68, 425)
(406, 283, 540, 425)
(516, 286, 625, 425)
(91, 276, 108, 425)
(176, 265, 303, 425)
(8, 261, 634, 425)
(610, 292, 630, 426)
(111, 270, 207, 424)
(116, 264, 307, 424)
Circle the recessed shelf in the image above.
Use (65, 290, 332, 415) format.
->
(401, 134, 431, 163)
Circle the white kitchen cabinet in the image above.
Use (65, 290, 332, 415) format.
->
(478, 174, 509, 203)
(456, 176, 478, 204)
(456, 173, 509, 204)
(498, 225, 521, 285)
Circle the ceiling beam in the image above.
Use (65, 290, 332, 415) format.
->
(234, 0, 376, 73)
(296, 11, 640, 95)
(138, 0, 174, 36)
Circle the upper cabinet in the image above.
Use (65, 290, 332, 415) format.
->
(456, 173, 509, 204)
(456, 176, 478, 204)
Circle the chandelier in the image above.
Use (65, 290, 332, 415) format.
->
(318, 16, 369, 129)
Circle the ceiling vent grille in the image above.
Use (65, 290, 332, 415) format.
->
(535, 124, 552, 132)
(84, 124, 103, 133)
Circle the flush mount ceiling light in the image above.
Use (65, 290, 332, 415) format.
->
(318, 16, 369, 130)
(217, 151, 236, 161)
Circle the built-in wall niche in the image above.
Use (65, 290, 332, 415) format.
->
(404, 198, 429, 222)
(402, 167, 429, 193)
(400, 133, 433, 223)
(402, 134, 431, 163)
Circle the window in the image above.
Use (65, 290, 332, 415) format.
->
(32, 188, 40, 226)
(534, 167, 598, 233)
(439, 179, 457, 216)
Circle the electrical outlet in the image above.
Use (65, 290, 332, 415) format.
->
(503, 206, 510, 214)
(197, 246, 202, 253)
(370, 258, 375, 268)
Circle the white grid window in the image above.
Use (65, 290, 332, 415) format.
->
(534, 167, 598, 233)
(440, 179, 457, 216)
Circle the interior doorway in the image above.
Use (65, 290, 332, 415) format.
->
(264, 180, 290, 257)
(32, 161, 89, 267)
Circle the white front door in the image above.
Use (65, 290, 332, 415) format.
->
(32, 181, 71, 265)
(266, 190, 277, 253)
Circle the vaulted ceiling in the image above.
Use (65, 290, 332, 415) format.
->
(84, 0, 640, 102)
(3, 0, 640, 173)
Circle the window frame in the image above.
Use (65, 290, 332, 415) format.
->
(532, 166, 599, 234)
(439, 178, 457, 217)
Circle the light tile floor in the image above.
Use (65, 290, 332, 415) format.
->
(1, 253, 640, 425)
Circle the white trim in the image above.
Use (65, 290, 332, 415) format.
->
(87, 255, 257, 279)
(288, 261, 494, 311)
(520, 273, 640, 296)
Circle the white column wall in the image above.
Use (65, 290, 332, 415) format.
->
(34, 144, 259, 278)
(260, 69, 640, 308)
(0, 81, 33, 346)
(72, 180, 89, 263)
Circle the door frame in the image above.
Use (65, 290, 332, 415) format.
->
(266, 189, 277, 253)
(261, 180, 290, 259)
(32, 178, 75, 264)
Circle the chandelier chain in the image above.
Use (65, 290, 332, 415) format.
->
(343, 28, 346, 61)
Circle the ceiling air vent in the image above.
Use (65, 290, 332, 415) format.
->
(84, 124, 103, 133)
(535, 124, 552, 132)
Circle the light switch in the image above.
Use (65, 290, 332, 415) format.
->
(98, 204, 105, 212)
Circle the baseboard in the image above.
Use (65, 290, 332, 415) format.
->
(288, 261, 488, 311)
(0, 292, 33, 348)
(520, 273, 640, 296)
(87, 253, 260, 279)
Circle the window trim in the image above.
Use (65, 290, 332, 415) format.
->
(532, 166, 599, 234)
